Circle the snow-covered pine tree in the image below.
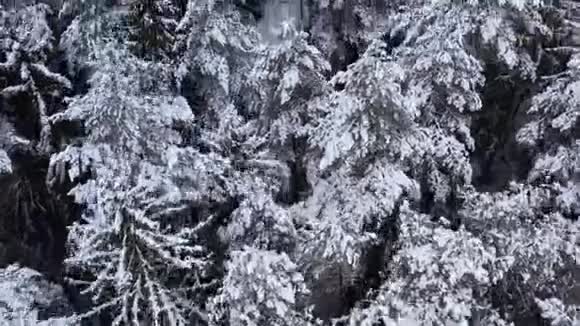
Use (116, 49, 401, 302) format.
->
(175, 0, 258, 99)
(384, 5, 484, 223)
(290, 37, 420, 320)
(0, 264, 72, 324)
(246, 28, 330, 158)
(298, 1, 578, 323)
(173, 0, 260, 162)
(0, 2, 75, 278)
(209, 161, 318, 325)
(209, 246, 315, 326)
(535, 297, 580, 326)
(180, 10, 332, 326)
(307, 0, 388, 71)
(128, 0, 179, 61)
(0, 3, 71, 155)
(299, 4, 481, 275)
(462, 183, 579, 324)
(517, 52, 580, 219)
(347, 183, 579, 326)
(49, 41, 232, 324)
(347, 201, 497, 326)
(59, 0, 114, 76)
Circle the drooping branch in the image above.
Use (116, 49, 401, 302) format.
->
(33, 80, 52, 154)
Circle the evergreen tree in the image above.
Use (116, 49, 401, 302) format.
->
(128, 0, 179, 60)
(59, 0, 123, 76)
(0, 264, 72, 324)
(49, 42, 222, 324)
(209, 247, 315, 326)
(246, 30, 330, 157)
(517, 52, 580, 219)
(0, 3, 74, 279)
(0, 3, 71, 155)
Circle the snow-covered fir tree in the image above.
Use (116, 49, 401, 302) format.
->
(128, 0, 179, 60)
(49, 41, 224, 324)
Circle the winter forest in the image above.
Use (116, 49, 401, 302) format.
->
(0, 0, 578, 325)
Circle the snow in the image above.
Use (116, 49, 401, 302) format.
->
(0, 265, 72, 324)
(279, 66, 300, 105)
(30, 63, 72, 90)
(0, 149, 12, 175)
(1, 1, 578, 325)
(536, 297, 580, 326)
(210, 247, 312, 325)
(259, 0, 304, 43)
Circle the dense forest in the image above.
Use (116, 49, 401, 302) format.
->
(0, 0, 578, 325)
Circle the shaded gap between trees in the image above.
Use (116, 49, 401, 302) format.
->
(470, 64, 534, 193)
